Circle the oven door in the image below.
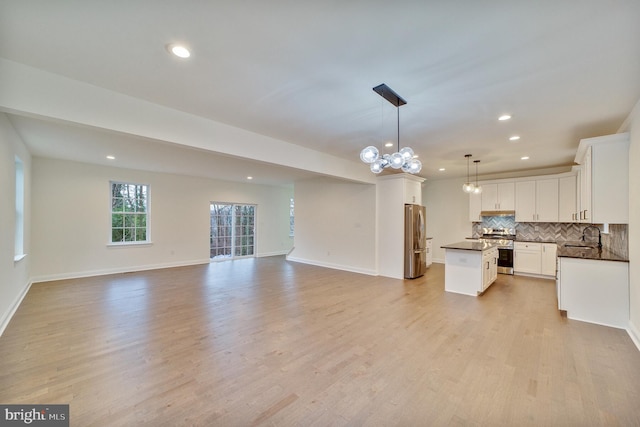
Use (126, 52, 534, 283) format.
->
(497, 248, 514, 275)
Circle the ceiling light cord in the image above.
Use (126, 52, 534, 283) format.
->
(462, 154, 475, 193)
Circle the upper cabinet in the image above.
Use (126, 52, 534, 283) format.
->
(481, 182, 515, 212)
(404, 178, 422, 205)
(558, 174, 578, 223)
(515, 178, 558, 223)
(575, 133, 629, 224)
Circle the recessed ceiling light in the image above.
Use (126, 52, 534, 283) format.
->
(106, 155, 115, 160)
(246, 176, 253, 180)
(385, 142, 394, 147)
(439, 168, 446, 172)
(498, 115, 512, 121)
(167, 44, 191, 58)
(521, 156, 530, 160)
(509, 136, 520, 141)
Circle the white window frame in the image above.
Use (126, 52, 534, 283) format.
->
(109, 181, 150, 246)
(14, 156, 26, 261)
(289, 197, 295, 237)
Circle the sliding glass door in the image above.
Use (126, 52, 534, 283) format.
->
(210, 203, 256, 260)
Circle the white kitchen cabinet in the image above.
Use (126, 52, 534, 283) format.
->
(558, 174, 578, 222)
(541, 243, 557, 276)
(575, 133, 629, 224)
(536, 178, 559, 222)
(515, 242, 557, 277)
(404, 178, 422, 205)
(481, 182, 515, 211)
(515, 181, 536, 222)
(514, 242, 542, 274)
(515, 179, 558, 222)
(558, 257, 629, 329)
(426, 239, 433, 268)
(482, 247, 498, 291)
(579, 146, 592, 223)
(469, 191, 481, 222)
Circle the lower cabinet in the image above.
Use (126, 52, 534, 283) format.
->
(426, 239, 433, 268)
(558, 257, 629, 328)
(541, 243, 557, 276)
(482, 247, 498, 291)
(514, 242, 557, 277)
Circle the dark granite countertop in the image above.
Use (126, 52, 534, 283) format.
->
(441, 241, 500, 251)
(515, 239, 558, 244)
(557, 243, 628, 262)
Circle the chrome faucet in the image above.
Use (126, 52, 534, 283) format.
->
(581, 225, 602, 248)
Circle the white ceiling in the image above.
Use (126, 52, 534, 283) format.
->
(1, 1, 639, 185)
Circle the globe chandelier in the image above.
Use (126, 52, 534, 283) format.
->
(360, 84, 422, 174)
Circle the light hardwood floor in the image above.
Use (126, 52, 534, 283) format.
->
(1, 257, 639, 426)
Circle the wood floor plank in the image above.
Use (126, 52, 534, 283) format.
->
(1, 257, 639, 425)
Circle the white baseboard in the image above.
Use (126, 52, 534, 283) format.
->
(286, 255, 378, 276)
(30, 259, 211, 284)
(628, 320, 640, 352)
(0, 280, 32, 337)
(257, 250, 289, 258)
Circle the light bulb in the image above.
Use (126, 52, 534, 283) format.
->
(360, 146, 379, 164)
(389, 152, 404, 169)
(399, 147, 414, 161)
(462, 183, 475, 193)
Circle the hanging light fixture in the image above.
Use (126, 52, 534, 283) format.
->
(462, 154, 475, 193)
(360, 84, 422, 174)
(473, 159, 482, 194)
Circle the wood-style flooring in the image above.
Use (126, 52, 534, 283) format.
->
(1, 257, 639, 426)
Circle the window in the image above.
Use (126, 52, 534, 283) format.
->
(210, 203, 256, 259)
(110, 181, 149, 244)
(14, 156, 25, 260)
(289, 197, 294, 237)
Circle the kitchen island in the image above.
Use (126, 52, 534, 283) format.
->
(441, 241, 499, 296)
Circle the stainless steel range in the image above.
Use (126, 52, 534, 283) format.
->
(480, 228, 515, 275)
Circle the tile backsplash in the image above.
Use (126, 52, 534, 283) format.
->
(472, 217, 628, 258)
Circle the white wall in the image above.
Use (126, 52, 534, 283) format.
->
(288, 177, 376, 275)
(0, 114, 32, 334)
(627, 100, 640, 346)
(423, 177, 473, 263)
(31, 158, 293, 281)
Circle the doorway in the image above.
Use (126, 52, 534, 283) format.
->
(210, 203, 256, 260)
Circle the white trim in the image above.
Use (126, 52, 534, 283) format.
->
(0, 280, 32, 337)
(628, 320, 640, 352)
(30, 258, 210, 284)
(106, 241, 153, 248)
(286, 255, 378, 276)
(257, 250, 290, 258)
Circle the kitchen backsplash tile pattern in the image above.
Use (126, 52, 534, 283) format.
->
(472, 217, 628, 258)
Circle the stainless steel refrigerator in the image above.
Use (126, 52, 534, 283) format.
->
(405, 204, 427, 279)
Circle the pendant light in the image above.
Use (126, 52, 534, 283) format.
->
(473, 160, 482, 194)
(462, 154, 475, 193)
(360, 84, 422, 174)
